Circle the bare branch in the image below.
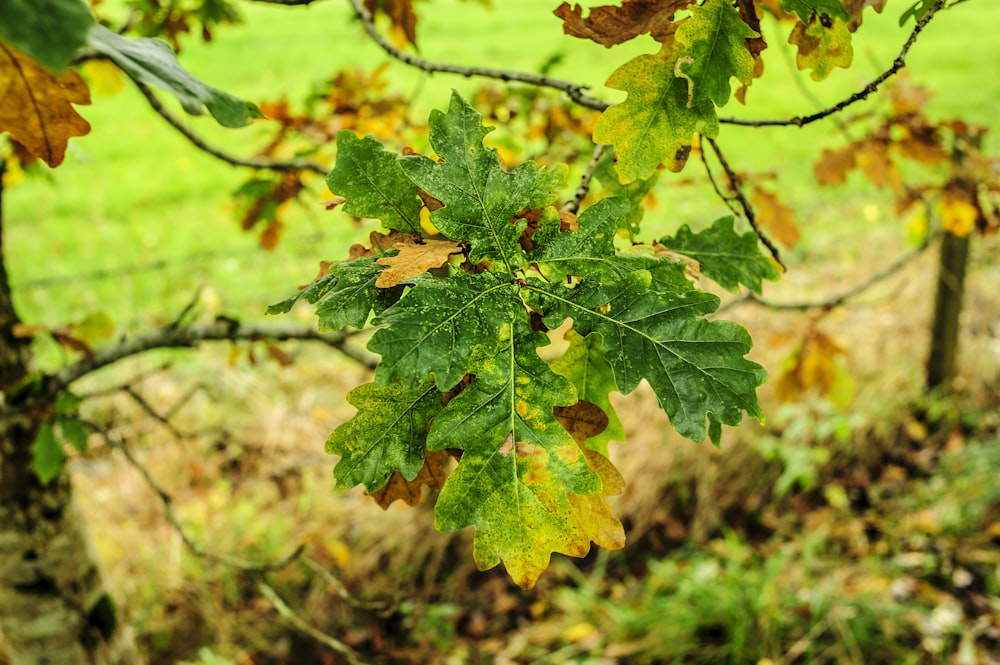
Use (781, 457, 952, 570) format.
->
(704, 138, 785, 271)
(718, 0, 946, 128)
(131, 80, 327, 175)
(257, 580, 368, 665)
(717, 231, 938, 314)
(248, 0, 326, 5)
(52, 319, 374, 388)
(346, 0, 610, 111)
(562, 144, 608, 214)
(302, 555, 394, 613)
(102, 427, 305, 572)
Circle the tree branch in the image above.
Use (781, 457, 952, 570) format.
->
(717, 0, 946, 128)
(562, 144, 607, 214)
(99, 426, 305, 572)
(346, 0, 610, 111)
(52, 319, 374, 388)
(716, 231, 938, 314)
(705, 137, 784, 270)
(131, 80, 327, 175)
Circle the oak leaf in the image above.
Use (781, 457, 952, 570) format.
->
(788, 15, 853, 81)
(940, 187, 980, 237)
(749, 186, 801, 247)
(552, 0, 693, 48)
(593, 38, 719, 182)
(813, 144, 856, 186)
(0, 42, 91, 167)
(374, 238, 464, 287)
(674, 0, 759, 107)
(856, 140, 901, 190)
(369, 449, 450, 509)
(365, 0, 418, 48)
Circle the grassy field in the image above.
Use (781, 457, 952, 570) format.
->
(4, 1, 1000, 663)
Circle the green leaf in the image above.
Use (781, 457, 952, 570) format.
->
(780, 0, 851, 23)
(529, 261, 766, 444)
(593, 151, 662, 238)
(54, 390, 83, 416)
(549, 330, 625, 456)
(661, 216, 781, 293)
(529, 196, 630, 282)
(326, 131, 423, 234)
(427, 327, 602, 589)
(899, 0, 935, 25)
(0, 0, 95, 72)
(31, 423, 64, 486)
(56, 418, 89, 454)
(85, 25, 263, 127)
(369, 270, 523, 391)
(593, 39, 719, 183)
(674, 0, 759, 107)
(267, 257, 400, 330)
(400, 92, 555, 270)
(326, 379, 442, 492)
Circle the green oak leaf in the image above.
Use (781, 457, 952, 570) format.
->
(368, 269, 524, 391)
(674, 0, 759, 108)
(549, 330, 625, 456)
(0, 0, 95, 72)
(661, 216, 781, 294)
(327, 131, 423, 234)
(529, 196, 630, 282)
(594, 39, 719, 183)
(267, 256, 400, 330)
(529, 262, 766, 444)
(789, 15, 853, 81)
(780, 0, 851, 23)
(593, 151, 661, 238)
(400, 92, 556, 270)
(327, 379, 442, 492)
(427, 327, 603, 589)
(85, 25, 263, 127)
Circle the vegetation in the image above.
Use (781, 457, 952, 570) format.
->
(1, 0, 999, 663)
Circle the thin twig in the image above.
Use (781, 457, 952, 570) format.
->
(302, 555, 394, 613)
(346, 0, 609, 111)
(122, 386, 187, 439)
(132, 80, 327, 175)
(104, 428, 305, 572)
(705, 137, 784, 270)
(717, 0, 946, 128)
(562, 144, 607, 214)
(257, 580, 367, 665)
(52, 319, 373, 388)
(716, 231, 938, 314)
(249, 0, 326, 5)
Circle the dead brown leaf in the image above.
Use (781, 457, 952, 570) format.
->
(750, 186, 800, 247)
(375, 238, 464, 287)
(369, 450, 450, 509)
(0, 42, 91, 167)
(553, 400, 608, 445)
(553, 0, 693, 48)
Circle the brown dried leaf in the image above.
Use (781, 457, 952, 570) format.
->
(374, 238, 464, 287)
(750, 186, 800, 247)
(553, 0, 693, 48)
(842, 0, 888, 31)
(348, 230, 422, 260)
(365, 0, 418, 48)
(553, 400, 608, 445)
(814, 145, 857, 186)
(856, 140, 901, 190)
(369, 449, 450, 509)
(0, 42, 91, 167)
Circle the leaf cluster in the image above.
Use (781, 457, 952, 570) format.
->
(271, 93, 775, 587)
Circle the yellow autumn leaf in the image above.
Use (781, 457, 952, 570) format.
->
(940, 193, 979, 237)
(374, 238, 464, 287)
(0, 41, 91, 167)
(789, 16, 853, 81)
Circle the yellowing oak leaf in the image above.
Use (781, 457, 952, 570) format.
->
(776, 327, 854, 407)
(553, 0, 694, 48)
(594, 38, 719, 182)
(568, 449, 626, 551)
(0, 42, 91, 167)
(364, 0, 418, 48)
(856, 140, 901, 190)
(788, 15, 853, 81)
(813, 144, 856, 186)
(374, 238, 464, 288)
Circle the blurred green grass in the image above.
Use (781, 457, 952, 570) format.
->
(5, 0, 999, 357)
